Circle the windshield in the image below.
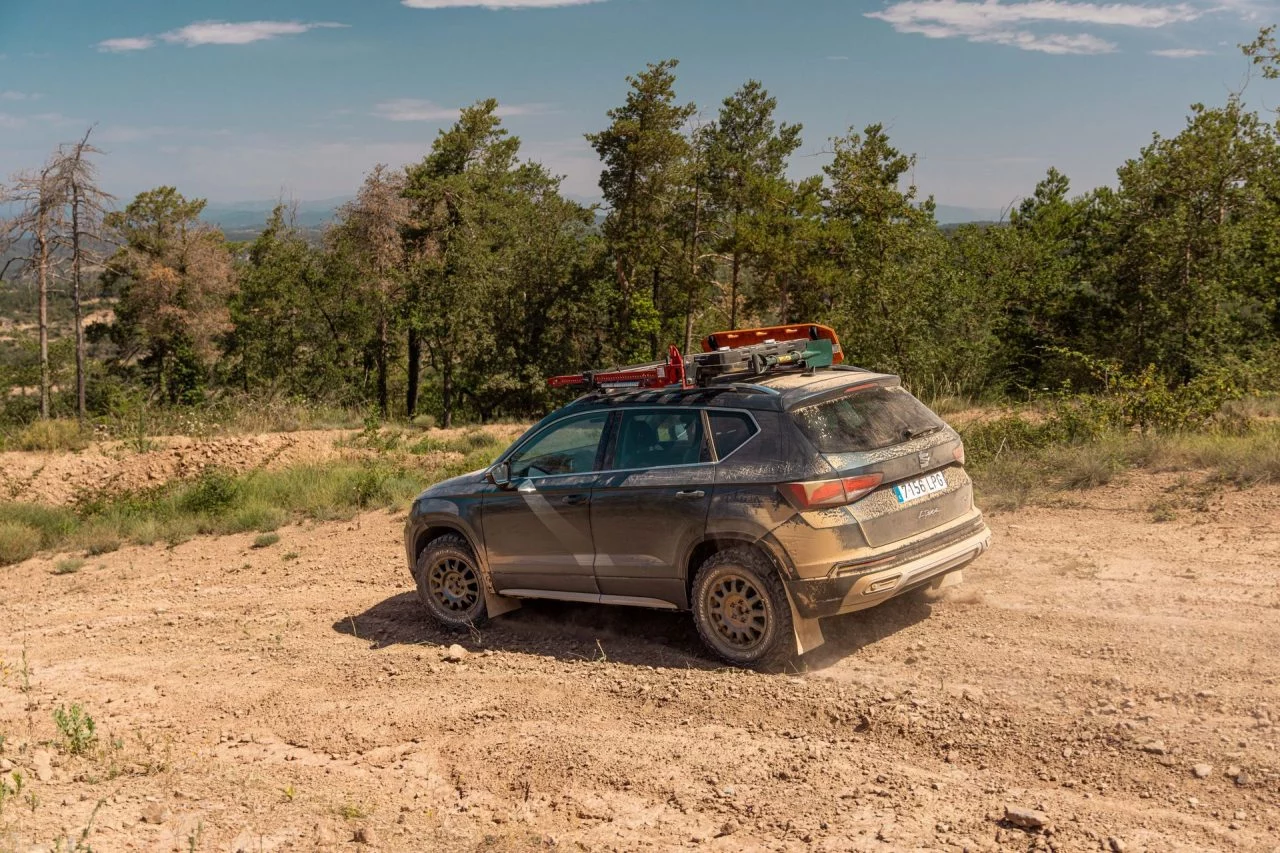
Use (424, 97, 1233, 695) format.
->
(790, 384, 945, 453)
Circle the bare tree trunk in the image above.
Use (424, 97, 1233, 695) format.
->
(37, 228, 50, 419)
(376, 316, 389, 418)
(441, 361, 453, 428)
(650, 266, 660, 359)
(406, 326, 421, 418)
(729, 252, 740, 329)
(71, 181, 86, 420)
(684, 182, 701, 355)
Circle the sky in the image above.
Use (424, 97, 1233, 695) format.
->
(0, 0, 1276, 214)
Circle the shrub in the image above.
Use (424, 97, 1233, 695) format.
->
(53, 704, 96, 756)
(177, 470, 240, 516)
(252, 532, 280, 549)
(12, 419, 89, 453)
(0, 521, 41, 566)
(53, 557, 85, 575)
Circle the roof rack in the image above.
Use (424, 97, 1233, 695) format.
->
(547, 323, 843, 393)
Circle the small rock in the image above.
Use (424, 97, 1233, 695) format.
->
(1004, 806, 1049, 830)
(1108, 837, 1126, 853)
(0, 759, 12, 772)
(715, 819, 740, 837)
(1192, 763, 1212, 779)
(353, 826, 377, 845)
(1140, 740, 1167, 755)
(442, 644, 468, 663)
(141, 803, 171, 825)
(1234, 770, 1251, 786)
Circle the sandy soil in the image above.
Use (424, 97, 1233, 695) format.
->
(1, 466, 1278, 852)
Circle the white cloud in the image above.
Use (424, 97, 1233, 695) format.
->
(98, 37, 156, 53)
(1150, 47, 1210, 57)
(402, 0, 605, 7)
(160, 20, 348, 47)
(0, 90, 41, 101)
(97, 21, 346, 53)
(0, 111, 74, 129)
(866, 0, 1201, 54)
(373, 99, 550, 121)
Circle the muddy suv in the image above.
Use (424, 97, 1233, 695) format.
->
(403, 367, 989, 667)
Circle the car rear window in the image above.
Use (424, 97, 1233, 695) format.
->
(790, 385, 945, 453)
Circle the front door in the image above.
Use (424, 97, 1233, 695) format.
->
(482, 411, 609, 594)
(591, 409, 713, 604)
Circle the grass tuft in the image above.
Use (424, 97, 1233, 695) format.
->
(0, 521, 42, 566)
(53, 557, 85, 575)
(251, 532, 280, 549)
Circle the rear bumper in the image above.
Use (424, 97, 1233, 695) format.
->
(783, 521, 991, 619)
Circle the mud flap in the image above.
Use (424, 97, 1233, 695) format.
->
(785, 587, 825, 656)
(483, 587, 522, 619)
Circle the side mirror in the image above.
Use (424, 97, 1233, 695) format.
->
(486, 461, 513, 490)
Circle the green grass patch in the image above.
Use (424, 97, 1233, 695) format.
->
(53, 557, 85, 575)
(252, 532, 280, 549)
(2, 419, 90, 453)
(966, 420, 1280, 512)
(0, 454, 469, 566)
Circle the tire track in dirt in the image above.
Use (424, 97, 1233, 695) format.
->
(0, 469, 1277, 851)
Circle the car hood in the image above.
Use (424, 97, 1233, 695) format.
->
(414, 468, 488, 503)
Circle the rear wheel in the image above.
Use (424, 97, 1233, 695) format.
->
(414, 533, 487, 629)
(692, 547, 794, 669)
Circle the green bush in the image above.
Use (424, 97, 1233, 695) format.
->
(52, 704, 96, 756)
(0, 521, 41, 566)
(9, 419, 90, 452)
(177, 470, 241, 515)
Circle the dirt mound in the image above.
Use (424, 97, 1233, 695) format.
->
(0, 425, 525, 506)
(1, 468, 1278, 850)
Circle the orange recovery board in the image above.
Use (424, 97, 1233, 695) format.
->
(701, 324, 844, 364)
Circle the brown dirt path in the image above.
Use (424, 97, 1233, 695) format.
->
(1, 470, 1278, 851)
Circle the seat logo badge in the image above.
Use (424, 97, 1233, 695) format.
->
(917, 450, 932, 469)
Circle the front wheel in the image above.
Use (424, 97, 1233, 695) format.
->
(414, 533, 488, 629)
(691, 547, 794, 669)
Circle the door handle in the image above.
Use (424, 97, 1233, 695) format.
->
(675, 489, 706, 499)
(561, 494, 589, 506)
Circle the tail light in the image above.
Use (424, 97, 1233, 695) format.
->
(953, 443, 966, 466)
(781, 473, 884, 509)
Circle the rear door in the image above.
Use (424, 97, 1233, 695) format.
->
(590, 408, 713, 604)
(788, 384, 970, 546)
(482, 411, 610, 594)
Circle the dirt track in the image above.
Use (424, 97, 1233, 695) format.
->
(2, 460, 1279, 851)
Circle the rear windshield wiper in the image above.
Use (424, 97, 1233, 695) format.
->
(902, 425, 942, 441)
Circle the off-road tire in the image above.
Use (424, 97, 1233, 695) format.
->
(414, 533, 488, 630)
(691, 547, 794, 669)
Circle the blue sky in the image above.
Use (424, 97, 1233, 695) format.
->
(0, 0, 1275, 212)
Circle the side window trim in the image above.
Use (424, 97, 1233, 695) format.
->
(500, 410, 611, 478)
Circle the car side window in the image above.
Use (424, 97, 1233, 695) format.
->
(612, 410, 709, 470)
(708, 411, 758, 459)
(508, 413, 608, 478)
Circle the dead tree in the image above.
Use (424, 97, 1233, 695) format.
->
(55, 127, 113, 421)
(1, 155, 70, 419)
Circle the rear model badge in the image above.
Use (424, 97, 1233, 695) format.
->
(919, 507, 940, 518)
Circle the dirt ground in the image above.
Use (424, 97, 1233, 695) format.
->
(1, 448, 1279, 851)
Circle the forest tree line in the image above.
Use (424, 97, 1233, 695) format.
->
(4, 30, 1280, 428)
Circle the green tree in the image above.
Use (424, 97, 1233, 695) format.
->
(702, 80, 803, 328)
(587, 60, 696, 359)
(104, 187, 235, 404)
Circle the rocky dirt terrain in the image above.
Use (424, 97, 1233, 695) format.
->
(1, 452, 1278, 851)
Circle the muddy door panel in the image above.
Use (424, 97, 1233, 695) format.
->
(590, 465, 714, 603)
(483, 473, 600, 594)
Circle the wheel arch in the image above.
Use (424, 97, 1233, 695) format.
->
(682, 532, 796, 610)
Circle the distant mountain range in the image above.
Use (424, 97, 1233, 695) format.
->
(198, 198, 1005, 236)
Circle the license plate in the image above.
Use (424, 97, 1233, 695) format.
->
(893, 472, 947, 503)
